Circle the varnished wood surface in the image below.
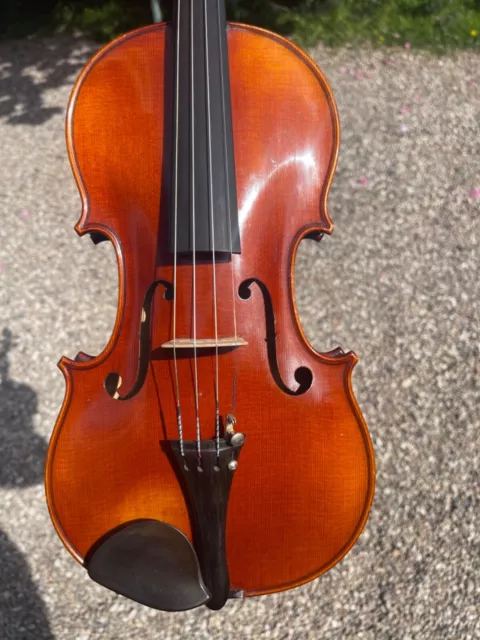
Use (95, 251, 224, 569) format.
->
(45, 22, 375, 597)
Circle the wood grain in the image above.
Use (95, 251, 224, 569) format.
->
(45, 22, 375, 597)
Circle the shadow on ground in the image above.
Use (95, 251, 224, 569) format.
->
(0, 36, 90, 125)
(0, 328, 53, 639)
(0, 329, 47, 487)
(0, 529, 54, 639)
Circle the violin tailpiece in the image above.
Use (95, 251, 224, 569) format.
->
(167, 438, 245, 611)
(86, 438, 245, 612)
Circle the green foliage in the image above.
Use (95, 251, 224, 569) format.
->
(231, 0, 479, 51)
(0, 0, 58, 37)
(54, 2, 151, 41)
(0, 1, 151, 39)
(0, 0, 478, 51)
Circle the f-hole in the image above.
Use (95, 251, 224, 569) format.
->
(105, 280, 173, 400)
(238, 278, 313, 396)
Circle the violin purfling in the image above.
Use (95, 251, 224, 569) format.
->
(46, 0, 375, 611)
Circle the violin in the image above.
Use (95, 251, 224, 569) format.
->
(46, 0, 375, 611)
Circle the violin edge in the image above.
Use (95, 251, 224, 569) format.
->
(46, 354, 91, 564)
(47, 20, 376, 596)
(276, 34, 375, 594)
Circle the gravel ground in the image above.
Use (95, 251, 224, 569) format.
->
(0, 35, 478, 640)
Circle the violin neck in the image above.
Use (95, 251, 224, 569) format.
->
(170, 0, 241, 256)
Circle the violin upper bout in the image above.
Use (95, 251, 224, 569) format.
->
(229, 24, 339, 239)
(66, 23, 170, 238)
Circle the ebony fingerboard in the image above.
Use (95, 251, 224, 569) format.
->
(170, 0, 240, 255)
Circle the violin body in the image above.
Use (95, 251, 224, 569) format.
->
(46, 17, 375, 610)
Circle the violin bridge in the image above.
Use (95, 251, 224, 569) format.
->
(161, 337, 248, 349)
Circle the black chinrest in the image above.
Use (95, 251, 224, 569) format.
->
(86, 519, 210, 612)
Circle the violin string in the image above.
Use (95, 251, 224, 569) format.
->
(190, 0, 202, 459)
(173, 0, 184, 457)
(204, 0, 221, 460)
(217, 0, 238, 412)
